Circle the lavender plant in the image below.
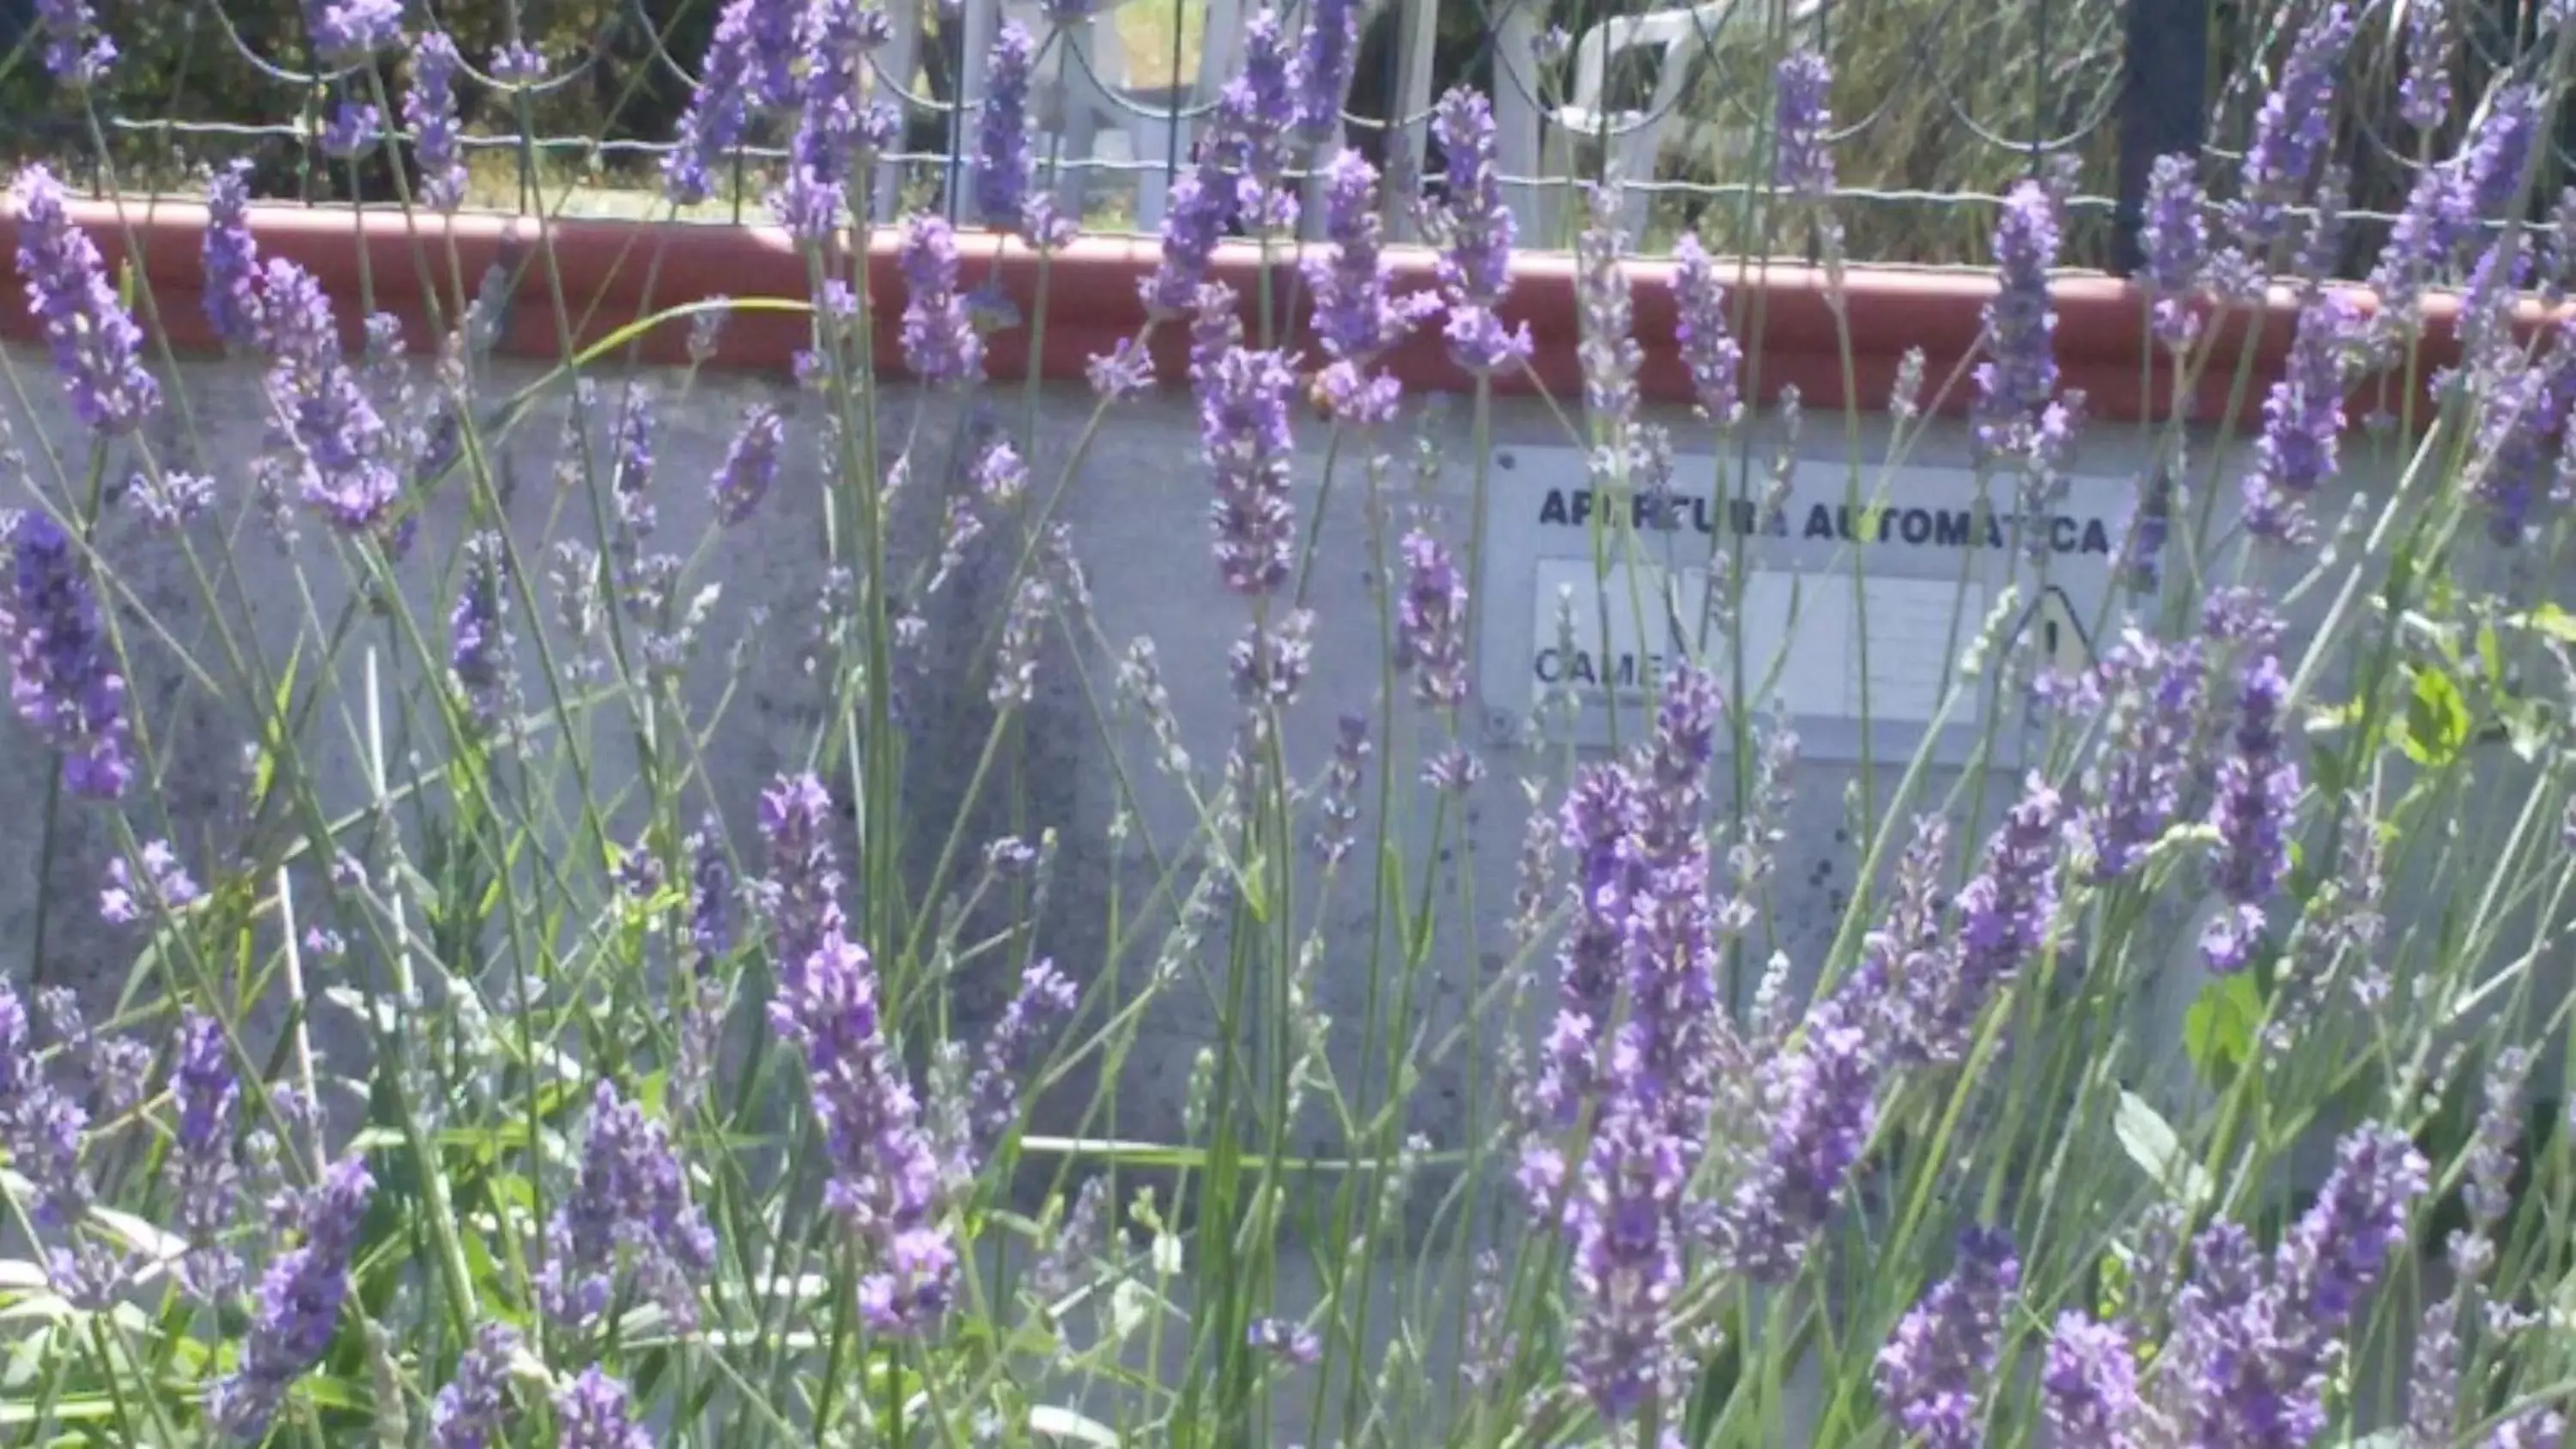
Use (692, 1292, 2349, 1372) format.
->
(1, 7, 2574, 1449)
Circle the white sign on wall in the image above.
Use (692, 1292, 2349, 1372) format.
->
(1474, 446, 2137, 766)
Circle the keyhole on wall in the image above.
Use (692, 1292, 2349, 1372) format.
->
(2043, 619, 2062, 656)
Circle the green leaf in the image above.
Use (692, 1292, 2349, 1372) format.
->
(2184, 973, 2263, 1080)
(2516, 602, 2576, 644)
(2310, 740, 2347, 799)
(2399, 665, 2470, 767)
(2112, 1091, 2215, 1210)
(2478, 619, 2505, 689)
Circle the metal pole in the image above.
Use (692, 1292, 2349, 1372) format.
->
(2112, 0, 2208, 275)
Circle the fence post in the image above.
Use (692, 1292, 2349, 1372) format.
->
(2112, 0, 2207, 275)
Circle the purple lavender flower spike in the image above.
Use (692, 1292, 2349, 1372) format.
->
(538, 1081, 719, 1333)
(964, 959, 1077, 1153)
(1141, 170, 1238, 318)
(1249, 1316, 1323, 1366)
(171, 1011, 244, 1303)
(3, 512, 134, 799)
(205, 1155, 374, 1440)
(1396, 530, 1470, 709)
(2401, 0, 2453, 132)
(1223, 10, 1302, 232)
(1973, 179, 2063, 463)
(1673, 234, 1745, 425)
(427, 1322, 519, 1449)
(2228, 3, 2356, 258)
(2082, 631, 2203, 881)
(2244, 288, 2358, 543)
(1295, 0, 1359, 142)
(1874, 1228, 2020, 1449)
(303, 0, 402, 64)
(1773, 49, 1835, 197)
(1522, 763, 1638, 1144)
(1725, 977, 1881, 1282)
(1198, 345, 1301, 597)
(35, 0, 116, 86)
(1303, 150, 1438, 424)
(449, 532, 517, 733)
(12, 167, 160, 437)
(975, 22, 1036, 228)
(712, 403, 785, 527)
(2171, 1124, 2427, 1445)
(2281, 1121, 2427, 1323)
(2041, 1312, 2142, 1449)
(322, 99, 381, 160)
(552, 1367, 652, 1449)
(406, 32, 468, 212)
(664, 0, 758, 204)
(759, 772, 955, 1334)
(1315, 713, 1370, 865)
(773, 0, 895, 239)
(2202, 652, 2295, 973)
(687, 820, 733, 963)
(491, 41, 548, 85)
(2367, 167, 2474, 347)
(1431, 87, 1532, 375)
(1576, 181, 1642, 427)
(899, 215, 984, 386)
(2140, 155, 2207, 350)
(255, 259, 403, 535)
(1916, 776, 2064, 1056)
(100, 839, 203, 924)
(204, 162, 264, 351)
(757, 772, 849, 990)
(2463, 83, 2541, 221)
(1564, 1097, 1688, 1420)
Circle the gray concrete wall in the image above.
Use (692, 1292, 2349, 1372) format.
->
(4, 338, 2564, 1238)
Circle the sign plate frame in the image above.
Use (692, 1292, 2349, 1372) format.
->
(1472, 445, 2138, 767)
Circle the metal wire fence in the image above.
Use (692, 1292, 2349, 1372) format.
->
(0, 0, 2567, 270)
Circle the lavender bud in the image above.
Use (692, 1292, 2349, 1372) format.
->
(899, 215, 983, 387)
(538, 1081, 717, 1333)
(10, 167, 160, 436)
(100, 838, 203, 924)
(3, 512, 133, 798)
(322, 100, 381, 160)
(2228, 3, 2356, 258)
(2140, 155, 2207, 350)
(449, 532, 518, 735)
(973, 22, 1036, 227)
(1303, 151, 1438, 424)
(406, 32, 467, 211)
(2201, 652, 2295, 973)
(712, 403, 786, 527)
(1772, 49, 1835, 197)
(33, 0, 115, 84)
(1431, 88, 1534, 376)
(1199, 346, 1301, 597)
(1314, 712, 1370, 865)
(551, 1367, 651, 1449)
(427, 1322, 519, 1449)
(303, 0, 401, 64)
(204, 162, 264, 352)
(1395, 530, 1470, 709)
(204, 1155, 374, 1440)
(1672, 234, 1745, 425)
(1874, 1228, 2020, 1449)
(1972, 180, 2063, 464)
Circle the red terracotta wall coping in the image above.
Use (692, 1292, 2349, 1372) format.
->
(0, 199, 2535, 431)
